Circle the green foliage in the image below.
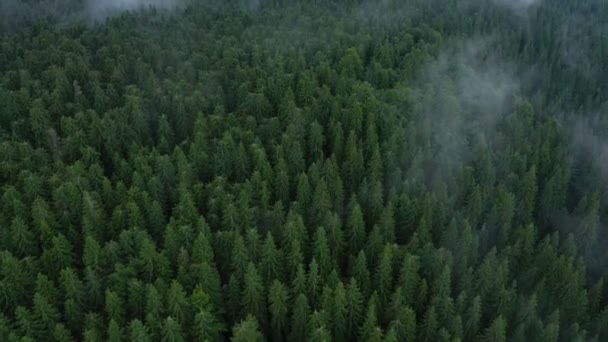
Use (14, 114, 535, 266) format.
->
(231, 315, 263, 342)
(0, 1, 607, 340)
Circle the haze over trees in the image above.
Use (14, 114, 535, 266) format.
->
(0, 0, 607, 341)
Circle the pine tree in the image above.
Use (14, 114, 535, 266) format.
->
(391, 306, 417, 342)
(231, 315, 263, 342)
(366, 226, 384, 268)
(419, 305, 439, 342)
(308, 121, 325, 163)
(310, 325, 332, 342)
(226, 275, 242, 323)
(307, 259, 322, 307)
(9, 217, 36, 258)
(324, 156, 345, 213)
(291, 263, 307, 299)
(274, 157, 290, 204)
(482, 315, 507, 342)
(374, 245, 395, 309)
(417, 216, 433, 247)
(347, 197, 366, 256)
(107, 319, 123, 342)
(399, 254, 421, 306)
(308, 310, 328, 337)
(161, 317, 185, 342)
(32, 292, 60, 337)
(289, 293, 311, 342)
(325, 212, 345, 267)
(269, 280, 289, 341)
(384, 326, 399, 342)
(310, 179, 332, 228)
(241, 262, 266, 325)
(54, 323, 76, 342)
(360, 300, 381, 341)
(379, 202, 396, 244)
(245, 228, 262, 264)
(231, 234, 250, 281)
(345, 278, 364, 340)
(82, 192, 105, 241)
(465, 296, 482, 340)
(260, 232, 283, 283)
(333, 281, 348, 342)
(82, 236, 102, 271)
(387, 286, 405, 324)
(84, 267, 104, 312)
(312, 226, 332, 279)
(167, 281, 190, 324)
(352, 251, 371, 297)
(519, 166, 537, 224)
(29, 99, 51, 146)
(284, 216, 307, 271)
(144, 285, 162, 337)
(105, 290, 125, 326)
(192, 285, 225, 342)
(60, 268, 85, 331)
(296, 173, 312, 211)
(128, 319, 151, 342)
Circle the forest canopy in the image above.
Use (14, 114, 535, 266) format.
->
(0, 0, 607, 341)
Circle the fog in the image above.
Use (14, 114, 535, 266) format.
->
(0, 0, 184, 30)
(407, 38, 519, 188)
(84, 0, 185, 21)
(490, 0, 541, 11)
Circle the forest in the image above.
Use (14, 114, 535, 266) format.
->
(0, 0, 607, 341)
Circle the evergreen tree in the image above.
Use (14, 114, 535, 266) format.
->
(126, 319, 151, 342)
(332, 281, 348, 342)
(161, 317, 184, 342)
(231, 315, 263, 342)
(482, 315, 507, 342)
(260, 232, 283, 283)
(268, 280, 289, 341)
(242, 262, 266, 325)
(107, 319, 123, 342)
(345, 278, 365, 340)
(289, 293, 311, 342)
(0, 2, 607, 340)
(191, 285, 225, 341)
(347, 197, 366, 256)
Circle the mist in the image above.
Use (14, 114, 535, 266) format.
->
(0, 0, 79, 31)
(0, 0, 185, 31)
(559, 114, 608, 276)
(408, 38, 519, 187)
(490, 0, 541, 10)
(570, 116, 608, 177)
(84, 0, 185, 21)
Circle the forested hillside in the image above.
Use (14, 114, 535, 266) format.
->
(1, 0, 607, 341)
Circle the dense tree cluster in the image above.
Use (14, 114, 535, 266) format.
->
(0, 1, 607, 341)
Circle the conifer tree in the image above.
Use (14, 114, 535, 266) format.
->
(289, 293, 311, 342)
(268, 280, 289, 341)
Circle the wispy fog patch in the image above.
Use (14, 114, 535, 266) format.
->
(490, 0, 542, 15)
(568, 113, 608, 191)
(0, 0, 186, 30)
(557, 11, 608, 87)
(556, 112, 608, 277)
(85, 0, 185, 22)
(408, 38, 519, 186)
(0, 0, 80, 31)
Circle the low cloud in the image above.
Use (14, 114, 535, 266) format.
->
(490, 0, 541, 11)
(85, 0, 185, 22)
(570, 115, 608, 177)
(0, 0, 185, 31)
(408, 38, 519, 186)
